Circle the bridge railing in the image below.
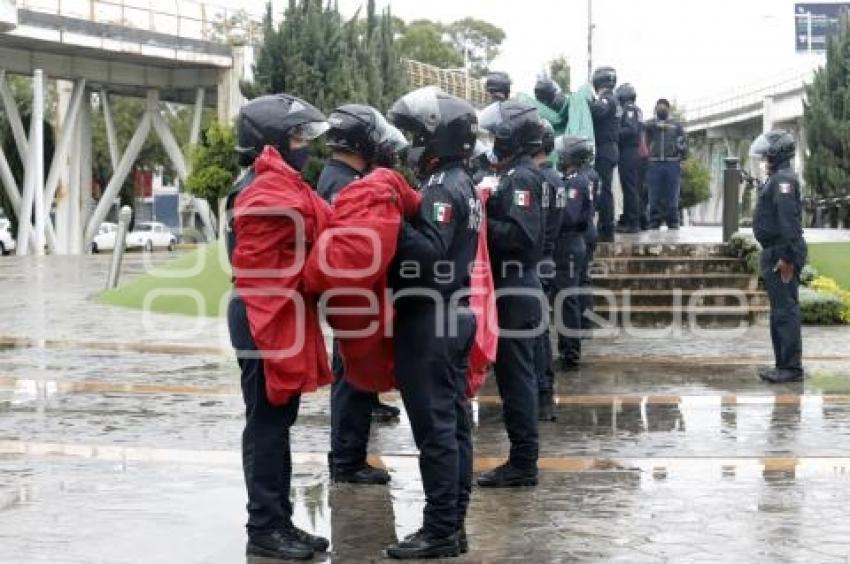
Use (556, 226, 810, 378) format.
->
(405, 59, 489, 107)
(15, 0, 263, 44)
(683, 69, 813, 125)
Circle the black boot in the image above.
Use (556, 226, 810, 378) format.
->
(538, 391, 556, 422)
(477, 462, 538, 488)
(282, 523, 330, 553)
(372, 401, 401, 423)
(333, 463, 391, 485)
(246, 529, 314, 561)
(759, 367, 804, 384)
(386, 528, 460, 559)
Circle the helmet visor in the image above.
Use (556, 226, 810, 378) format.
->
(290, 121, 330, 142)
(390, 86, 442, 134)
(478, 102, 504, 134)
(749, 133, 771, 158)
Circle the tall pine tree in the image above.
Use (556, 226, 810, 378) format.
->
(803, 12, 850, 199)
(244, 0, 405, 113)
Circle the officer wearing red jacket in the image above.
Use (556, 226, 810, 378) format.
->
(477, 99, 546, 488)
(226, 94, 331, 561)
(386, 87, 480, 559)
(318, 104, 400, 486)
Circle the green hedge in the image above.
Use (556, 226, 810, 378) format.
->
(800, 286, 846, 324)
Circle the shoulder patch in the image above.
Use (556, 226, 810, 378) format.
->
(432, 201, 453, 223)
(567, 188, 579, 200)
(542, 182, 551, 209)
(513, 189, 532, 208)
(779, 182, 794, 195)
(555, 187, 567, 208)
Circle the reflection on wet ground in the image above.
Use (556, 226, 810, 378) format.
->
(2, 252, 850, 561)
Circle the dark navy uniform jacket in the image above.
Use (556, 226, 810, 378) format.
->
(225, 168, 256, 264)
(317, 158, 363, 203)
(390, 163, 480, 307)
(487, 155, 545, 286)
(559, 169, 594, 235)
(589, 90, 620, 161)
(752, 163, 807, 267)
(618, 103, 643, 151)
(539, 162, 566, 259)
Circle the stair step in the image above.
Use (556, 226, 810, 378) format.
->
(588, 305, 770, 328)
(590, 273, 758, 291)
(593, 242, 729, 258)
(591, 257, 748, 275)
(590, 290, 769, 308)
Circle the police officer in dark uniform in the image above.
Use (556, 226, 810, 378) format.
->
(553, 136, 595, 370)
(532, 121, 563, 422)
(644, 98, 688, 229)
(580, 158, 599, 333)
(318, 104, 398, 486)
(385, 87, 480, 559)
(750, 131, 807, 383)
(588, 66, 620, 242)
(485, 71, 512, 102)
(226, 94, 330, 561)
(476, 99, 546, 488)
(615, 83, 643, 234)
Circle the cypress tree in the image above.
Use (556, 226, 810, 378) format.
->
(803, 12, 850, 200)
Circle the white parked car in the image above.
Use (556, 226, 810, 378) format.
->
(126, 221, 177, 252)
(0, 218, 15, 255)
(90, 222, 118, 253)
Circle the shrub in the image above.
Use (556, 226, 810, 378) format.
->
(727, 232, 762, 274)
(800, 286, 846, 324)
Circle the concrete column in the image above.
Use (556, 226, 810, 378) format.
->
(190, 87, 205, 148)
(78, 97, 93, 253)
(48, 78, 85, 254)
(217, 45, 248, 124)
(762, 94, 775, 133)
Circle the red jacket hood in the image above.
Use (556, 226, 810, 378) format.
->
(253, 145, 303, 183)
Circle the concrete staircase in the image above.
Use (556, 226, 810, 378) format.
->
(590, 242, 768, 327)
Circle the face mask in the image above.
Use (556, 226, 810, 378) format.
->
(656, 109, 669, 120)
(284, 146, 311, 172)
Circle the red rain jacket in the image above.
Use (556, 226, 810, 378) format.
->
(466, 185, 498, 397)
(232, 146, 333, 406)
(304, 167, 420, 393)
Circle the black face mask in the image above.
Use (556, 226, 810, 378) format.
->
(656, 108, 669, 120)
(284, 146, 311, 172)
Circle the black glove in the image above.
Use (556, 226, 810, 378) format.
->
(534, 78, 566, 113)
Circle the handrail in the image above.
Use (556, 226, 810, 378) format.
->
(15, 0, 263, 44)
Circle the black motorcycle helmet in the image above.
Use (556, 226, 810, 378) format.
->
(591, 66, 617, 92)
(388, 86, 477, 176)
(326, 104, 384, 162)
(236, 93, 328, 167)
(478, 99, 543, 163)
(615, 83, 636, 104)
(540, 120, 555, 156)
(750, 130, 796, 169)
(555, 135, 595, 170)
(485, 71, 512, 101)
(373, 119, 410, 169)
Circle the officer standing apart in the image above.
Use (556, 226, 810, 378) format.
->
(532, 121, 564, 422)
(318, 104, 399, 486)
(644, 98, 688, 229)
(477, 99, 546, 488)
(750, 131, 807, 383)
(588, 66, 620, 242)
(615, 83, 643, 234)
(227, 94, 330, 561)
(386, 87, 480, 559)
(553, 136, 595, 371)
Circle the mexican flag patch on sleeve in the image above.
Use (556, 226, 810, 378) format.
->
(432, 202, 453, 223)
(513, 190, 531, 207)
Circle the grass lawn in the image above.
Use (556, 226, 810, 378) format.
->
(808, 242, 850, 289)
(98, 242, 231, 317)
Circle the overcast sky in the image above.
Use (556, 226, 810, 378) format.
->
(253, 0, 832, 115)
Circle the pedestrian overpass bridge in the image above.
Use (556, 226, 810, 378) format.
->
(0, 0, 255, 254)
(682, 66, 816, 225)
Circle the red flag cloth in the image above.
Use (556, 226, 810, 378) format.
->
(232, 146, 333, 406)
(466, 183, 499, 397)
(303, 167, 421, 393)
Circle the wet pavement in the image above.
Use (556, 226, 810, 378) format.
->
(2, 249, 850, 562)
